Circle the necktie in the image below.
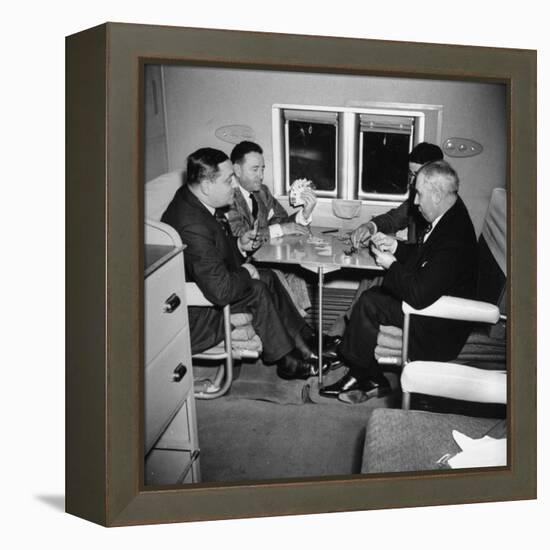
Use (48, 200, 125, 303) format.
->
(418, 222, 433, 244)
(215, 208, 232, 237)
(249, 192, 259, 220)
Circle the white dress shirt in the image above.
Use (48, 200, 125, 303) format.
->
(423, 213, 443, 242)
(237, 184, 312, 239)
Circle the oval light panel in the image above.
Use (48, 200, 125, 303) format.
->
(442, 138, 483, 158)
(215, 125, 256, 144)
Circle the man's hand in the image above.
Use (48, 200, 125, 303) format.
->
(280, 222, 310, 236)
(301, 187, 317, 219)
(242, 262, 260, 279)
(370, 245, 397, 270)
(239, 229, 262, 252)
(351, 221, 376, 249)
(371, 232, 398, 254)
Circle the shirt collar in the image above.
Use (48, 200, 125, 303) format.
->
(430, 212, 444, 231)
(424, 212, 444, 241)
(238, 183, 253, 200)
(197, 197, 216, 216)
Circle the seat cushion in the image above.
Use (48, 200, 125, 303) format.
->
(375, 325, 403, 360)
(375, 326, 505, 369)
(361, 408, 505, 473)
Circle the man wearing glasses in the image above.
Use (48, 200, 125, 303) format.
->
(350, 142, 444, 248)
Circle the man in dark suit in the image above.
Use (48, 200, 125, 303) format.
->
(161, 147, 324, 380)
(328, 143, 444, 338)
(321, 160, 478, 401)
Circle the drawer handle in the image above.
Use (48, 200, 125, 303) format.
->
(163, 293, 181, 313)
(172, 363, 187, 382)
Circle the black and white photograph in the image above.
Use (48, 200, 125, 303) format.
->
(7, 0, 546, 545)
(143, 63, 508, 486)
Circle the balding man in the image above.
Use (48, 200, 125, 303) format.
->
(321, 160, 478, 401)
(161, 147, 326, 381)
(329, 142, 444, 338)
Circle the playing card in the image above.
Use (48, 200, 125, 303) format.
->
(306, 236, 327, 245)
(289, 178, 313, 207)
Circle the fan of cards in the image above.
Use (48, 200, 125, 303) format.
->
(289, 178, 314, 207)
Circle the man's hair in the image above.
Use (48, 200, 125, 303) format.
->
(230, 141, 263, 164)
(409, 142, 444, 165)
(186, 147, 229, 186)
(418, 160, 459, 195)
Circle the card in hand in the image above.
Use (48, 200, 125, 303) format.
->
(289, 178, 313, 207)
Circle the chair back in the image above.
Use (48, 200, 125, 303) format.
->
(144, 169, 260, 400)
(144, 170, 185, 246)
(481, 188, 506, 276)
(145, 170, 185, 221)
(477, 188, 506, 309)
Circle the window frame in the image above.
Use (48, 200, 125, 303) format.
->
(284, 115, 339, 199)
(272, 103, 432, 203)
(357, 115, 415, 202)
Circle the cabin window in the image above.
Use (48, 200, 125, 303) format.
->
(284, 110, 338, 198)
(287, 119, 337, 195)
(358, 114, 414, 201)
(272, 104, 428, 203)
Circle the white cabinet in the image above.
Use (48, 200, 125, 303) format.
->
(144, 242, 200, 485)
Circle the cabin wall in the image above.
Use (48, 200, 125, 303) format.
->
(162, 65, 506, 235)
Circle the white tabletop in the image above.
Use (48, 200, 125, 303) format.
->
(252, 227, 383, 272)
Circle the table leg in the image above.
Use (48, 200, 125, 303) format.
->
(318, 266, 324, 386)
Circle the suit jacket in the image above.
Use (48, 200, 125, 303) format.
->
(226, 183, 296, 239)
(383, 196, 478, 359)
(373, 195, 428, 244)
(161, 186, 253, 352)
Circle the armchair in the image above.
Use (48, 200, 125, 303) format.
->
(361, 360, 506, 474)
(145, 171, 261, 399)
(401, 360, 506, 410)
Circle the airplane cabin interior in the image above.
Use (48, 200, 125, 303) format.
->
(143, 63, 507, 487)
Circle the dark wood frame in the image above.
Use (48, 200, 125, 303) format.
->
(66, 22, 536, 527)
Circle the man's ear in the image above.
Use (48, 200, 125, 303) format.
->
(233, 163, 242, 180)
(432, 189, 443, 204)
(199, 179, 211, 196)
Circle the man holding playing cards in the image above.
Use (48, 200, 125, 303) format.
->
(226, 141, 317, 242)
(226, 140, 317, 316)
(320, 160, 478, 403)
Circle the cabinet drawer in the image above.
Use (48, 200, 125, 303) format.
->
(145, 449, 200, 486)
(145, 331, 192, 452)
(145, 253, 187, 364)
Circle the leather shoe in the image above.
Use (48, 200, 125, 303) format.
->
(302, 327, 343, 361)
(277, 352, 331, 380)
(319, 371, 359, 398)
(320, 334, 342, 361)
(338, 374, 391, 404)
(308, 356, 338, 377)
(319, 371, 391, 400)
(294, 332, 319, 362)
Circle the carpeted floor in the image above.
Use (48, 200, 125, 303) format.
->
(195, 359, 401, 483)
(196, 399, 374, 483)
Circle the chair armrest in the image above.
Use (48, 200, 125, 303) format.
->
(401, 361, 506, 404)
(402, 296, 500, 324)
(186, 282, 213, 307)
